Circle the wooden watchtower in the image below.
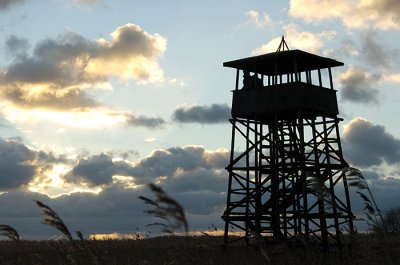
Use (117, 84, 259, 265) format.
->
(222, 38, 354, 248)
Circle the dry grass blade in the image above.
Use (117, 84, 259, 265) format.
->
(34, 200, 73, 241)
(139, 183, 189, 234)
(76, 231, 84, 241)
(138, 196, 159, 206)
(306, 173, 334, 211)
(146, 222, 170, 229)
(0, 224, 20, 241)
(342, 167, 386, 232)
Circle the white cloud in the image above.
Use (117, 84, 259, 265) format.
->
(245, 10, 271, 28)
(252, 24, 335, 55)
(382, 73, 400, 83)
(144, 138, 157, 143)
(289, 0, 400, 29)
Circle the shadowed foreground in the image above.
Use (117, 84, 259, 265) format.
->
(0, 234, 399, 265)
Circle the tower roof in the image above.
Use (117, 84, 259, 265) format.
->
(223, 49, 343, 76)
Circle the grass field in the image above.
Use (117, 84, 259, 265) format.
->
(0, 233, 399, 265)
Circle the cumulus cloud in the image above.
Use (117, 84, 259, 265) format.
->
(172, 103, 230, 124)
(125, 113, 166, 129)
(0, 179, 225, 238)
(5, 35, 29, 58)
(0, 138, 36, 189)
(289, 0, 400, 30)
(245, 10, 271, 28)
(252, 24, 335, 54)
(74, 146, 229, 215)
(0, 24, 167, 111)
(343, 118, 400, 167)
(69, 154, 116, 186)
(339, 67, 379, 104)
(0, 137, 68, 190)
(20, 143, 229, 224)
(360, 31, 397, 69)
(0, 0, 23, 11)
(0, 143, 230, 237)
(63, 145, 229, 192)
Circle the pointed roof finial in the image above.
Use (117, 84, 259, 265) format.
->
(276, 36, 290, 52)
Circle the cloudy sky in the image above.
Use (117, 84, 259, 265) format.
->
(0, 0, 399, 239)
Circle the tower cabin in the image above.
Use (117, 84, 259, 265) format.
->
(223, 49, 343, 120)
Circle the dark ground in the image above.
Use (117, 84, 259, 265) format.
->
(0, 234, 399, 265)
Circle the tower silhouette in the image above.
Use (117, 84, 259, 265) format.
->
(222, 38, 354, 248)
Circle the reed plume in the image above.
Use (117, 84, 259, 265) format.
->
(139, 183, 188, 234)
(34, 200, 73, 241)
(342, 167, 385, 231)
(0, 224, 20, 241)
(76, 231, 84, 241)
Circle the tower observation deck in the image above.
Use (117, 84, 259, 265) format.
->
(222, 39, 354, 249)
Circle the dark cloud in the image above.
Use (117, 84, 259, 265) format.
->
(343, 118, 400, 167)
(360, 31, 397, 69)
(0, 138, 36, 189)
(0, 144, 230, 238)
(368, 176, 400, 210)
(0, 137, 72, 190)
(62, 146, 229, 213)
(0, 24, 166, 110)
(172, 104, 230, 124)
(69, 154, 116, 186)
(0, 186, 147, 239)
(173, 189, 225, 215)
(125, 114, 166, 129)
(5, 35, 29, 58)
(0, 181, 224, 239)
(0, 0, 23, 11)
(339, 67, 379, 104)
(63, 145, 229, 189)
(126, 146, 228, 180)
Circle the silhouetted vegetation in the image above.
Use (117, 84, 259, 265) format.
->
(139, 183, 189, 235)
(0, 225, 20, 241)
(35, 200, 73, 241)
(0, 234, 398, 265)
(0, 182, 398, 264)
(379, 207, 400, 233)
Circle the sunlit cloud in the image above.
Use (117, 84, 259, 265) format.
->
(382, 73, 400, 83)
(168, 78, 187, 87)
(0, 23, 167, 112)
(112, 175, 138, 189)
(2, 103, 165, 129)
(244, 10, 271, 28)
(28, 162, 104, 198)
(252, 24, 335, 55)
(144, 137, 157, 143)
(3, 106, 127, 129)
(289, 0, 400, 29)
